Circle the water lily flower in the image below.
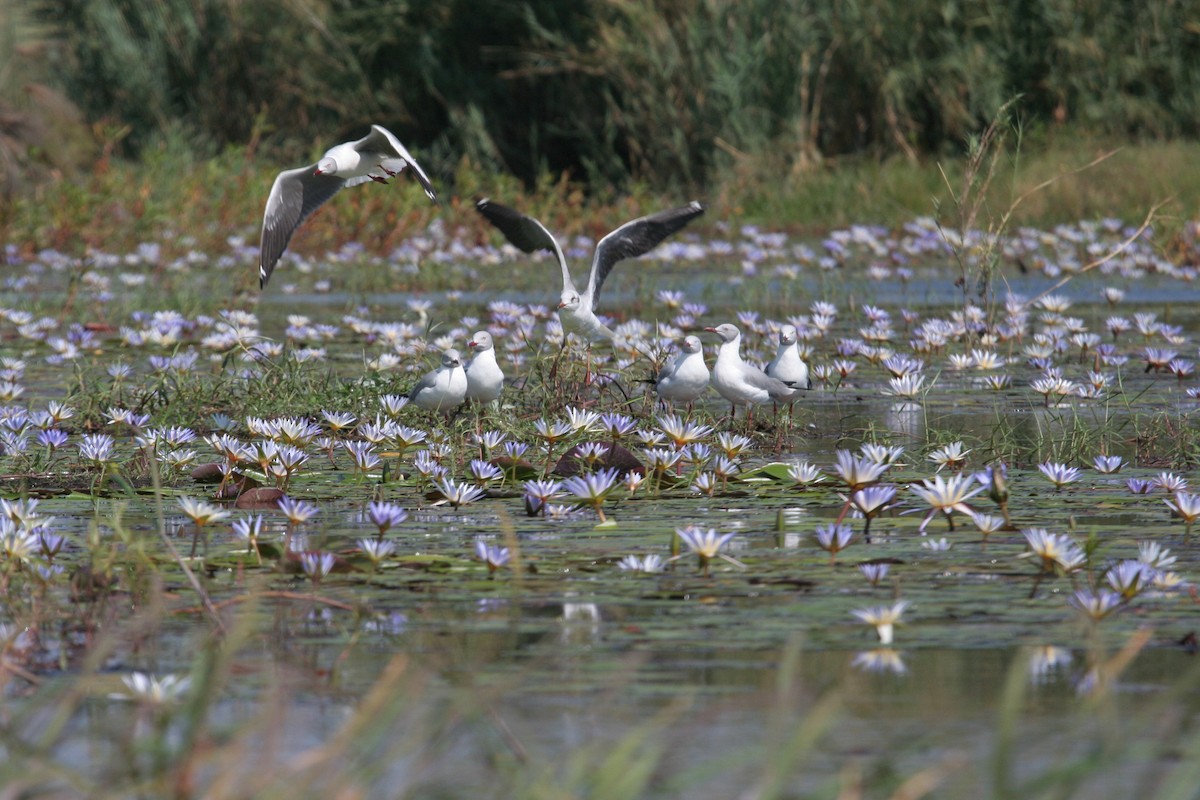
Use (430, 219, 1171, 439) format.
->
(1030, 375, 1075, 406)
(1037, 461, 1082, 491)
(858, 563, 890, 586)
(78, 433, 117, 465)
(787, 461, 825, 487)
(562, 468, 620, 522)
(434, 477, 487, 508)
(909, 473, 983, 532)
(814, 523, 855, 564)
(412, 451, 446, 481)
(300, 551, 336, 585)
(277, 496, 320, 525)
(344, 440, 381, 473)
(1092, 455, 1125, 474)
(1152, 472, 1188, 493)
(714, 432, 752, 460)
(848, 485, 899, 540)
(670, 525, 744, 576)
(1137, 541, 1176, 570)
(928, 441, 970, 472)
(851, 600, 911, 645)
(860, 444, 905, 466)
(832, 450, 889, 491)
(321, 410, 357, 432)
(358, 538, 396, 566)
(1021, 528, 1086, 575)
(1069, 588, 1123, 622)
(523, 479, 563, 516)
(599, 412, 637, 440)
(503, 440, 530, 460)
(1105, 559, 1151, 600)
(656, 413, 713, 449)
(563, 406, 601, 432)
(852, 648, 907, 675)
(178, 497, 231, 527)
(634, 428, 667, 448)
(882, 374, 926, 399)
(365, 501, 408, 535)
(617, 554, 665, 573)
(232, 515, 265, 557)
(37, 428, 68, 452)
(690, 472, 719, 497)
(475, 537, 511, 574)
(1164, 491, 1200, 535)
(1126, 478, 1154, 494)
(469, 459, 505, 486)
(122, 672, 191, 705)
(575, 442, 610, 470)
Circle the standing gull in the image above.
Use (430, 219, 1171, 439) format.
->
(706, 323, 796, 424)
(409, 349, 467, 415)
(766, 325, 812, 391)
(654, 334, 710, 412)
(464, 331, 505, 404)
(259, 124, 438, 287)
(474, 199, 705, 342)
(766, 323, 812, 413)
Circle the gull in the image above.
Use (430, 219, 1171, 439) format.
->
(766, 325, 812, 392)
(765, 324, 812, 418)
(653, 334, 710, 412)
(259, 124, 438, 287)
(474, 199, 704, 342)
(705, 323, 795, 424)
(464, 331, 505, 404)
(408, 349, 467, 415)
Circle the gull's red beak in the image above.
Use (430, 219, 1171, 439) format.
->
(703, 326, 717, 332)
(313, 167, 324, 176)
(557, 301, 568, 309)
(468, 341, 478, 349)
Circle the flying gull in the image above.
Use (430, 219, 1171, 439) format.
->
(475, 199, 704, 342)
(259, 124, 438, 287)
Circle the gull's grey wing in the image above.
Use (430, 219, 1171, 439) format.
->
(259, 166, 346, 288)
(408, 366, 439, 400)
(358, 124, 439, 204)
(586, 200, 704, 309)
(742, 365, 796, 400)
(475, 198, 574, 293)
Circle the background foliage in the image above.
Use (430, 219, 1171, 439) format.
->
(17, 0, 1200, 192)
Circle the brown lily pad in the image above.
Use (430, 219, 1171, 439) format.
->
(235, 487, 286, 509)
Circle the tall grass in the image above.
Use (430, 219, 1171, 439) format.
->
(29, 0, 1200, 192)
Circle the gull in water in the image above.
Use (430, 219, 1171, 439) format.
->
(409, 348, 467, 415)
(259, 124, 438, 287)
(464, 331, 504, 404)
(653, 334, 710, 412)
(766, 324, 812, 418)
(706, 323, 796, 424)
(474, 199, 704, 342)
(766, 325, 811, 391)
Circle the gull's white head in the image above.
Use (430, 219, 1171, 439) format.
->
(469, 331, 493, 351)
(314, 156, 338, 176)
(779, 325, 798, 346)
(558, 290, 582, 312)
(680, 335, 703, 354)
(441, 349, 462, 369)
